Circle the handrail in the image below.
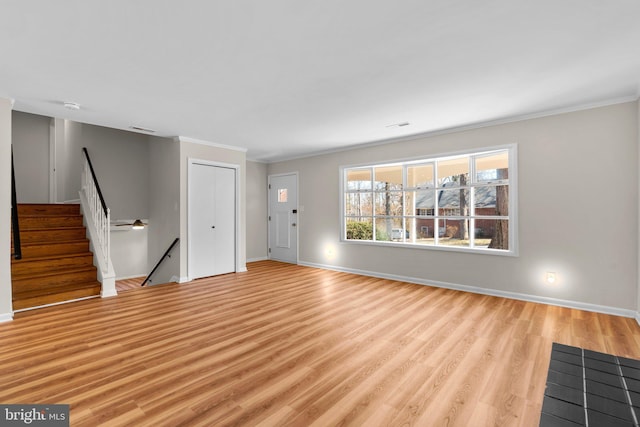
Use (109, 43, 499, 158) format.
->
(11, 146, 22, 260)
(81, 147, 110, 270)
(142, 238, 179, 287)
(82, 147, 108, 216)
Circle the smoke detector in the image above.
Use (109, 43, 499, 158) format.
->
(63, 102, 81, 111)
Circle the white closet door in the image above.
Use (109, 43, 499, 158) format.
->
(190, 162, 236, 279)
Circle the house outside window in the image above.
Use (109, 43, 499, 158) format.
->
(341, 145, 516, 255)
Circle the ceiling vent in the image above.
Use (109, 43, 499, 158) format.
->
(386, 122, 410, 128)
(129, 126, 156, 133)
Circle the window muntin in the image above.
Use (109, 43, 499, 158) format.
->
(342, 147, 514, 253)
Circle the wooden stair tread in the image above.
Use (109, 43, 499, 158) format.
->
(11, 237, 89, 249)
(19, 213, 82, 217)
(11, 264, 97, 280)
(18, 238, 89, 247)
(14, 213, 81, 217)
(16, 203, 81, 215)
(18, 216, 84, 230)
(18, 225, 86, 229)
(13, 281, 101, 299)
(11, 251, 94, 264)
(12, 267, 99, 293)
(11, 252, 94, 278)
(13, 229, 89, 247)
(13, 240, 90, 259)
(12, 287, 101, 311)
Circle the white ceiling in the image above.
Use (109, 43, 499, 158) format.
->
(1, 1, 639, 162)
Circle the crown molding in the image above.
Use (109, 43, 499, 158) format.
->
(176, 136, 248, 153)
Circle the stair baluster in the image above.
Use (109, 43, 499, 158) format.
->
(81, 148, 110, 270)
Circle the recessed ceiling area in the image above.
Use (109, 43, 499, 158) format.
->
(1, 1, 639, 162)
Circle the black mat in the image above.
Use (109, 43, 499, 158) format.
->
(541, 343, 640, 426)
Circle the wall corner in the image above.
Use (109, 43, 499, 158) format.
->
(0, 98, 13, 319)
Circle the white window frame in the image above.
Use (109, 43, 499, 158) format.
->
(340, 144, 518, 256)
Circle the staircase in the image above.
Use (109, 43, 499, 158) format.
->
(11, 204, 101, 311)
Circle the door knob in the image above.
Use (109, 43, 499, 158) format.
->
(211, 226, 215, 229)
(292, 223, 297, 227)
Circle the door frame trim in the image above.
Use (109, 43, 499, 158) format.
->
(187, 157, 241, 280)
(267, 171, 299, 264)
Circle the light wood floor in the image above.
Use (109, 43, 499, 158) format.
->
(1, 261, 639, 426)
(115, 276, 145, 292)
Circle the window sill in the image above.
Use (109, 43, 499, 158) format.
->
(341, 238, 518, 257)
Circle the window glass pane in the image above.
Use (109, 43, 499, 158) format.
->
(437, 157, 469, 187)
(475, 151, 509, 182)
(437, 188, 469, 216)
(277, 189, 287, 203)
(374, 191, 403, 216)
(414, 217, 436, 240)
(374, 166, 403, 190)
(374, 217, 402, 241)
(407, 163, 434, 188)
(345, 192, 373, 216)
(346, 168, 372, 190)
(346, 218, 373, 240)
(439, 219, 470, 247)
(408, 190, 434, 215)
(405, 217, 436, 245)
(474, 185, 508, 216)
(391, 226, 409, 241)
(474, 219, 509, 250)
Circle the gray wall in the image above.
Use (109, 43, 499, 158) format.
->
(62, 121, 150, 219)
(111, 228, 148, 279)
(246, 160, 268, 261)
(0, 99, 13, 320)
(268, 101, 639, 312)
(12, 111, 50, 203)
(147, 136, 181, 284)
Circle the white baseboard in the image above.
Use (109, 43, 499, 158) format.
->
(177, 276, 190, 284)
(0, 312, 13, 323)
(636, 312, 640, 327)
(13, 295, 100, 314)
(299, 261, 639, 320)
(247, 257, 268, 263)
(115, 274, 147, 281)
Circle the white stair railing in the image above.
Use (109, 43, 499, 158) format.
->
(79, 147, 116, 297)
(82, 158, 110, 266)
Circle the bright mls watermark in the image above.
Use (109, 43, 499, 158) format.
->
(0, 405, 69, 426)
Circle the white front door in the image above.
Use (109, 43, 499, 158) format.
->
(269, 173, 298, 264)
(189, 162, 236, 279)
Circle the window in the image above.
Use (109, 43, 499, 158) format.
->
(342, 146, 516, 254)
